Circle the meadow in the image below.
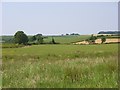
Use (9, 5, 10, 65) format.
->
(2, 44, 118, 88)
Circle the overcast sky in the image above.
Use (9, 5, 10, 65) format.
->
(1, 1, 118, 35)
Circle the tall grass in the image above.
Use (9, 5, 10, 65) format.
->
(2, 44, 118, 88)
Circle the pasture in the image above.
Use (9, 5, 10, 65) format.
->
(2, 44, 118, 88)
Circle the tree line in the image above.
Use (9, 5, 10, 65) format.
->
(12, 31, 106, 45)
(98, 31, 120, 35)
(14, 31, 56, 45)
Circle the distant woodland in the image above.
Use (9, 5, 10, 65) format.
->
(98, 31, 120, 34)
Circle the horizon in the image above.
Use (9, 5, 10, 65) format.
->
(1, 30, 119, 36)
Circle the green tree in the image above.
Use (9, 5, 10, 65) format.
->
(29, 35, 36, 42)
(88, 34, 97, 43)
(14, 31, 28, 45)
(35, 34, 43, 44)
(52, 37, 56, 44)
(101, 36, 106, 43)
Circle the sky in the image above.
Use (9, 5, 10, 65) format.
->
(118, 2, 120, 30)
(1, 1, 118, 35)
(0, 2, 2, 36)
(1, 0, 120, 2)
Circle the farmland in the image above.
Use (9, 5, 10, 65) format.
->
(43, 35, 90, 44)
(1, 35, 90, 44)
(2, 44, 118, 88)
(1, 34, 120, 44)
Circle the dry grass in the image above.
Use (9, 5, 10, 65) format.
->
(74, 38, 120, 44)
(95, 38, 120, 44)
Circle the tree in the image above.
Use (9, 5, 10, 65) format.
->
(101, 36, 106, 43)
(35, 34, 43, 44)
(88, 34, 97, 43)
(52, 37, 56, 44)
(70, 33, 75, 35)
(14, 31, 28, 45)
(66, 33, 69, 35)
(29, 35, 36, 42)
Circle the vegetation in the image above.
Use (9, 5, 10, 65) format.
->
(1, 36, 14, 43)
(98, 31, 120, 35)
(35, 34, 43, 44)
(2, 44, 118, 88)
(86, 34, 97, 43)
(1, 35, 90, 44)
(44, 35, 90, 44)
(14, 31, 28, 45)
(101, 36, 106, 43)
(29, 35, 36, 42)
(2, 43, 25, 48)
(1, 34, 119, 44)
(1, 31, 119, 88)
(51, 37, 56, 44)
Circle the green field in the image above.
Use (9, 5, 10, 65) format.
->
(43, 35, 90, 44)
(1, 35, 119, 44)
(2, 44, 118, 88)
(1, 35, 90, 44)
(2, 43, 24, 48)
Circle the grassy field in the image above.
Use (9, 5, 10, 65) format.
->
(1, 35, 90, 44)
(2, 44, 118, 88)
(2, 43, 25, 48)
(43, 35, 90, 44)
